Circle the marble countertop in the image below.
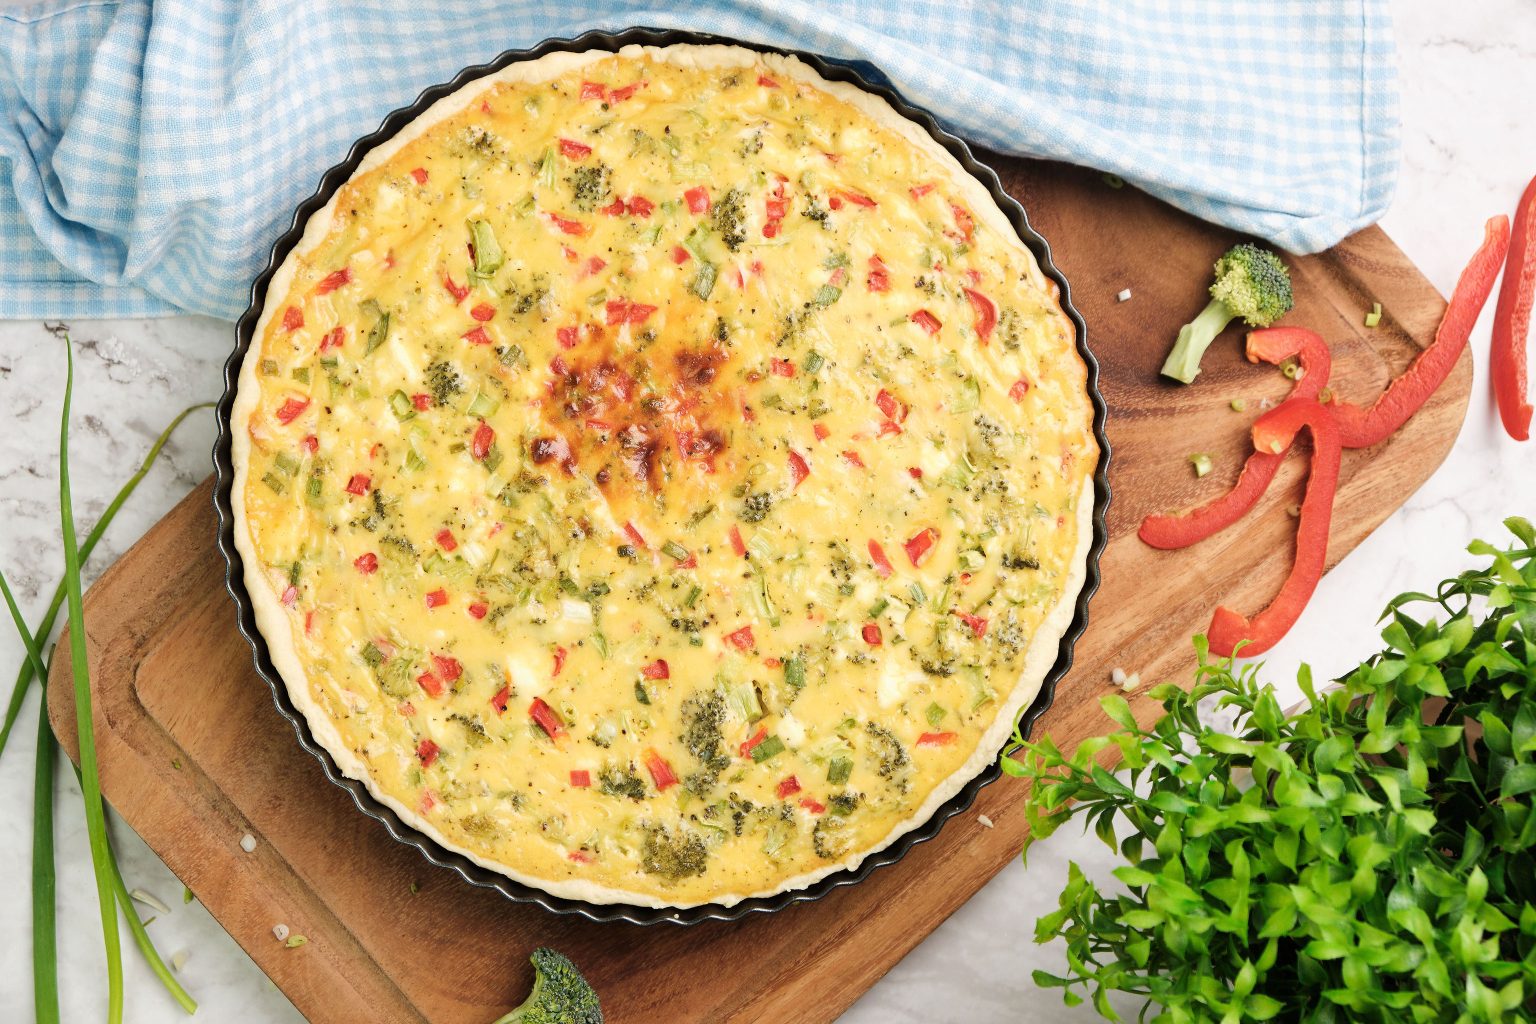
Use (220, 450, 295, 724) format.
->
(1, 3, 1533, 1020)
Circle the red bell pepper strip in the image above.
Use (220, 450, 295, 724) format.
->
(1493, 175, 1536, 441)
(643, 748, 678, 790)
(529, 697, 565, 740)
(1138, 327, 1332, 550)
(1206, 398, 1341, 658)
(1333, 215, 1511, 448)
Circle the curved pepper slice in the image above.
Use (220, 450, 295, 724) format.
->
(1138, 327, 1331, 550)
(1493, 174, 1536, 441)
(1334, 215, 1511, 448)
(1207, 398, 1341, 658)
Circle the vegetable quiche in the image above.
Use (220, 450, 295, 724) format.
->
(231, 43, 1098, 908)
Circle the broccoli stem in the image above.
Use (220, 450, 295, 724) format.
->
(1161, 298, 1236, 384)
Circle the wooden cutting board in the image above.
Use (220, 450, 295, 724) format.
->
(48, 157, 1471, 1024)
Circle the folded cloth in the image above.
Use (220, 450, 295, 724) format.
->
(0, 0, 1398, 321)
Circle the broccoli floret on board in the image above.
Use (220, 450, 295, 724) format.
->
(490, 947, 603, 1024)
(1161, 243, 1294, 384)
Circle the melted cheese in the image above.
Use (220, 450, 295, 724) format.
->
(235, 46, 1096, 906)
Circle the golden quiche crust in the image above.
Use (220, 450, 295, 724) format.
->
(232, 43, 1097, 907)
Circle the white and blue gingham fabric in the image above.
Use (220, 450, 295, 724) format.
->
(0, 0, 1399, 321)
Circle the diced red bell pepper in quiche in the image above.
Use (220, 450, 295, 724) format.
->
(468, 602, 488, 620)
(354, 552, 378, 574)
(302, 434, 318, 453)
(623, 520, 648, 549)
(904, 527, 939, 567)
(771, 357, 795, 378)
(841, 450, 865, 469)
(1494, 174, 1536, 441)
(558, 137, 592, 159)
(416, 739, 439, 766)
(416, 671, 444, 698)
(472, 420, 495, 460)
(605, 298, 658, 326)
(756, 74, 780, 88)
(917, 731, 957, 746)
(1138, 326, 1334, 551)
(839, 191, 877, 208)
(964, 288, 997, 343)
(628, 195, 655, 217)
(280, 585, 297, 607)
(276, 397, 310, 424)
(431, 654, 462, 682)
(470, 302, 496, 322)
(282, 306, 303, 331)
(599, 198, 627, 217)
(910, 309, 942, 335)
(800, 797, 827, 814)
(950, 203, 975, 241)
(955, 611, 988, 637)
(580, 80, 608, 101)
(909, 183, 936, 201)
(777, 776, 802, 799)
(1334, 215, 1511, 448)
(644, 749, 678, 790)
(730, 525, 747, 558)
(813, 422, 830, 441)
(1008, 379, 1031, 401)
(463, 326, 492, 346)
(868, 539, 894, 578)
(610, 81, 643, 102)
(1206, 398, 1342, 658)
(425, 589, 448, 609)
(862, 623, 883, 646)
(412, 392, 432, 412)
(788, 450, 810, 488)
(316, 267, 352, 294)
(435, 528, 457, 551)
(319, 326, 346, 351)
(739, 725, 768, 757)
(530, 697, 565, 739)
(443, 275, 470, 303)
(570, 769, 591, 788)
(345, 473, 370, 496)
(867, 255, 890, 293)
(684, 186, 711, 214)
(875, 388, 908, 423)
(490, 683, 511, 714)
(727, 625, 755, 651)
(641, 659, 670, 680)
(552, 645, 568, 677)
(545, 213, 589, 236)
(672, 246, 691, 264)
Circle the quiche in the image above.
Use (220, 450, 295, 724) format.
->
(231, 43, 1098, 908)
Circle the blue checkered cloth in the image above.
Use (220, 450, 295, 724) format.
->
(0, 0, 1398, 320)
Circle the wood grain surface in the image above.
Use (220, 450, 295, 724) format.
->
(48, 157, 1471, 1024)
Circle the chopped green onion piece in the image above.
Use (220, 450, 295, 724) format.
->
(634, 681, 650, 705)
(827, 756, 853, 785)
(868, 598, 889, 619)
(285, 936, 307, 949)
(361, 642, 385, 668)
(305, 477, 323, 507)
(273, 452, 300, 477)
(466, 390, 500, 418)
(290, 366, 310, 384)
(662, 540, 690, 561)
(959, 548, 985, 570)
(750, 735, 785, 763)
(1190, 453, 1213, 478)
(691, 262, 717, 300)
(364, 309, 390, 355)
(405, 446, 428, 472)
(468, 219, 503, 278)
(954, 377, 980, 412)
(909, 583, 926, 605)
(260, 359, 279, 376)
(1101, 173, 1125, 189)
(536, 147, 556, 189)
(1365, 302, 1382, 328)
(784, 657, 806, 688)
(260, 472, 286, 495)
(926, 702, 947, 728)
(803, 350, 824, 373)
(811, 284, 841, 307)
(683, 224, 710, 261)
(726, 679, 764, 723)
(389, 390, 416, 421)
(684, 585, 702, 608)
(592, 630, 609, 659)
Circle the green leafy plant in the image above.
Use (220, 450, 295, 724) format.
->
(0, 337, 207, 1020)
(1006, 517, 1536, 1023)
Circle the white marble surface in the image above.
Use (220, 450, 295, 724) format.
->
(1, 3, 1533, 1020)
